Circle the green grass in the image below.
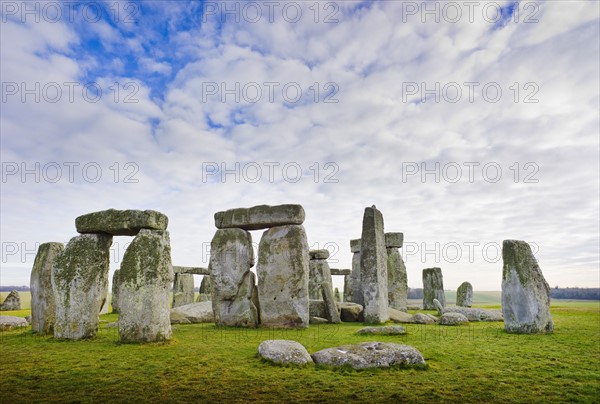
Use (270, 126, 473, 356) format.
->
(1, 301, 598, 403)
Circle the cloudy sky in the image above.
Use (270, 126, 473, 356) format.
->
(1, 0, 598, 292)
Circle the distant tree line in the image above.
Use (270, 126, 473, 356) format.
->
(408, 288, 423, 299)
(0, 286, 30, 292)
(551, 287, 600, 300)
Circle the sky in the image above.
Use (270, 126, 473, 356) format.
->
(1, 0, 599, 293)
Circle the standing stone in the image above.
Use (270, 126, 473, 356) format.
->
(386, 233, 408, 311)
(257, 225, 309, 328)
(111, 270, 120, 313)
(210, 228, 258, 327)
(343, 275, 352, 302)
(422, 267, 445, 310)
(197, 275, 213, 302)
(30, 242, 63, 333)
(172, 273, 195, 308)
(308, 255, 333, 301)
(502, 240, 553, 334)
(0, 290, 21, 311)
(360, 206, 389, 324)
(334, 288, 341, 302)
(322, 281, 341, 323)
(118, 229, 173, 342)
(456, 281, 473, 307)
(52, 234, 112, 339)
(350, 239, 363, 305)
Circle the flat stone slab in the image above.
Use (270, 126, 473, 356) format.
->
(76, 209, 168, 236)
(172, 266, 210, 275)
(350, 239, 361, 253)
(258, 340, 313, 365)
(339, 302, 363, 322)
(170, 302, 214, 324)
(309, 249, 330, 260)
(444, 307, 503, 322)
(413, 313, 437, 324)
(388, 308, 415, 323)
(0, 315, 29, 331)
(214, 204, 305, 230)
(312, 342, 426, 370)
(439, 312, 469, 326)
(330, 268, 352, 276)
(356, 325, 406, 335)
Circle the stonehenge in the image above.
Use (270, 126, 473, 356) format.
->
(172, 273, 195, 308)
(423, 267, 446, 310)
(456, 281, 473, 307)
(385, 232, 408, 312)
(30, 242, 63, 333)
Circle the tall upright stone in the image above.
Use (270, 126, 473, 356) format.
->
(456, 281, 473, 307)
(30, 242, 63, 333)
(502, 240, 553, 334)
(308, 250, 332, 300)
(385, 232, 407, 311)
(210, 228, 259, 327)
(422, 267, 445, 310)
(343, 274, 352, 302)
(350, 239, 363, 305)
(197, 275, 213, 302)
(111, 269, 120, 313)
(360, 206, 389, 324)
(172, 273, 195, 308)
(257, 225, 309, 328)
(52, 234, 112, 339)
(118, 229, 173, 342)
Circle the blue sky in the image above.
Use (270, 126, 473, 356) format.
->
(1, 0, 599, 291)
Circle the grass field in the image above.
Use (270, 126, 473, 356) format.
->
(1, 298, 598, 403)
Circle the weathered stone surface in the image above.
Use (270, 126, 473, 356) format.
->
(173, 266, 210, 275)
(389, 308, 415, 323)
(197, 275, 213, 302)
(422, 267, 445, 310)
(322, 281, 341, 323)
(172, 273, 195, 308)
(433, 298, 444, 316)
(339, 302, 363, 322)
(343, 275, 352, 302)
(357, 325, 406, 335)
(209, 228, 258, 327)
(215, 204, 305, 230)
(334, 288, 341, 302)
(502, 240, 553, 334)
(387, 247, 408, 311)
(312, 342, 426, 370)
(310, 316, 329, 324)
(309, 249, 330, 260)
(258, 340, 313, 365)
(76, 209, 168, 236)
(309, 300, 328, 319)
(118, 229, 173, 342)
(309, 259, 332, 300)
(456, 282, 473, 307)
(445, 307, 503, 322)
(331, 268, 352, 276)
(360, 206, 389, 323)
(52, 234, 112, 339)
(0, 315, 29, 331)
(413, 313, 436, 324)
(257, 225, 309, 328)
(350, 239, 361, 253)
(350, 250, 363, 305)
(0, 290, 21, 311)
(111, 270, 120, 313)
(384, 232, 404, 248)
(440, 312, 469, 326)
(170, 302, 214, 323)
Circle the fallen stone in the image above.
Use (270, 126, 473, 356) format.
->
(444, 307, 503, 322)
(0, 290, 21, 311)
(356, 325, 406, 335)
(172, 273, 195, 308)
(433, 298, 444, 316)
(30, 243, 63, 334)
(502, 240, 553, 334)
(388, 308, 415, 323)
(339, 302, 363, 322)
(360, 206, 389, 323)
(257, 225, 309, 328)
(52, 233, 112, 339)
(118, 229, 173, 342)
(384, 232, 404, 248)
(210, 228, 258, 327)
(76, 209, 168, 236)
(25, 315, 32, 324)
(170, 302, 214, 323)
(413, 313, 436, 324)
(312, 342, 426, 370)
(215, 204, 305, 230)
(456, 281, 473, 307)
(310, 316, 329, 325)
(309, 249, 330, 260)
(422, 267, 445, 310)
(439, 312, 469, 326)
(258, 340, 313, 365)
(169, 312, 192, 324)
(0, 315, 29, 331)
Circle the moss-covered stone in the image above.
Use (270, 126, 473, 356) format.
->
(456, 281, 473, 307)
(172, 273, 195, 308)
(75, 209, 168, 236)
(214, 204, 305, 230)
(30, 242, 63, 333)
(422, 267, 445, 310)
(387, 247, 408, 311)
